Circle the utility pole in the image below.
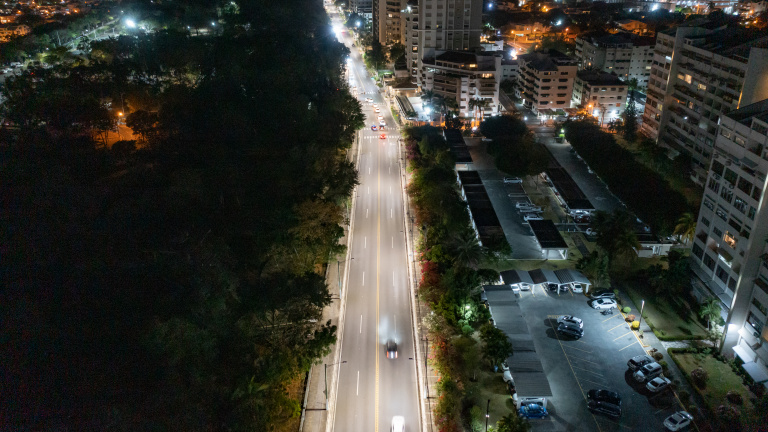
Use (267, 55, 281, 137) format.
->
(324, 360, 347, 410)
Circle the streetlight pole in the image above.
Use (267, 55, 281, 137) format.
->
(324, 360, 347, 410)
(485, 399, 491, 431)
(639, 299, 645, 336)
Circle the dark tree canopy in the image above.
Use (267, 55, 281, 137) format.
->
(0, 0, 363, 430)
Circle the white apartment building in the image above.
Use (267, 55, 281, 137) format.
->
(419, 50, 501, 118)
(641, 20, 768, 184)
(500, 58, 519, 83)
(515, 50, 577, 115)
(572, 70, 628, 124)
(690, 99, 768, 388)
(350, 0, 373, 16)
(574, 33, 654, 89)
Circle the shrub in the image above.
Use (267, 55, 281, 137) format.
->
(631, 321, 640, 330)
(678, 390, 691, 403)
(715, 404, 741, 425)
(691, 367, 708, 388)
(726, 390, 744, 405)
(622, 307, 631, 314)
(626, 314, 636, 322)
(653, 352, 664, 361)
(659, 360, 668, 372)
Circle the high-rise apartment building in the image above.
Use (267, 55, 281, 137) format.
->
(574, 33, 655, 89)
(515, 50, 578, 115)
(350, 0, 373, 17)
(415, 0, 483, 61)
(373, 0, 404, 45)
(572, 70, 628, 124)
(689, 99, 768, 386)
(640, 20, 768, 184)
(402, 0, 419, 77)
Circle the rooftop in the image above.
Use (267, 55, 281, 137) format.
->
(576, 70, 626, 86)
(724, 98, 768, 127)
(518, 49, 576, 71)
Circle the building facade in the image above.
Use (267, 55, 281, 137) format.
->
(402, 1, 419, 77)
(640, 21, 768, 184)
(572, 70, 628, 124)
(689, 99, 768, 388)
(373, 0, 403, 45)
(515, 50, 577, 115)
(574, 33, 655, 89)
(414, 0, 483, 61)
(418, 50, 501, 118)
(350, 0, 373, 16)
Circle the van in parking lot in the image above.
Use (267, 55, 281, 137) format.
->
(633, 362, 663, 382)
(627, 354, 654, 371)
(588, 400, 621, 419)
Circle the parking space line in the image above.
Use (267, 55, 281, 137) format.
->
(602, 314, 620, 323)
(567, 355, 601, 366)
(607, 321, 629, 332)
(612, 331, 634, 342)
(563, 344, 593, 354)
(577, 377, 609, 388)
(618, 341, 640, 352)
(595, 417, 632, 430)
(572, 365, 605, 378)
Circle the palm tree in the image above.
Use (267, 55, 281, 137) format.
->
(699, 298, 721, 331)
(674, 212, 697, 245)
(448, 228, 485, 267)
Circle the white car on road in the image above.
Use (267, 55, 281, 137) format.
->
(589, 298, 617, 309)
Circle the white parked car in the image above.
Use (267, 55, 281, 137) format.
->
(646, 376, 672, 393)
(557, 315, 583, 328)
(663, 411, 693, 431)
(518, 207, 543, 214)
(585, 228, 596, 236)
(504, 177, 523, 184)
(570, 283, 584, 293)
(633, 362, 663, 383)
(523, 214, 543, 222)
(516, 202, 534, 209)
(589, 298, 617, 309)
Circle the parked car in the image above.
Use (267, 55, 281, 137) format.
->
(556, 322, 584, 339)
(627, 354, 655, 371)
(663, 411, 693, 431)
(518, 402, 548, 419)
(515, 202, 534, 209)
(588, 400, 621, 419)
(570, 283, 584, 293)
(503, 177, 523, 184)
(523, 214, 543, 222)
(587, 389, 621, 406)
(633, 362, 663, 383)
(585, 228, 596, 236)
(503, 370, 515, 385)
(590, 298, 617, 310)
(557, 315, 583, 328)
(547, 283, 559, 292)
(590, 290, 616, 300)
(518, 206, 543, 213)
(646, 376, 672, 393)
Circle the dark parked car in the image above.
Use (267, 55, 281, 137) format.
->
(547, 283, 559, 292)
(588, 400, 621, 419)
(556, 322, 584, 339)
(627, 354, 655, 371)
(587, 389, 622, 406)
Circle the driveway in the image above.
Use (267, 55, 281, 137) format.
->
(513, 288, 685, 432)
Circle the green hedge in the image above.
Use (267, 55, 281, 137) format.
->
(564, 120, 693, 233)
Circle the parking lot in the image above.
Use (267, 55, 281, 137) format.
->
(516, 286, 686, 432)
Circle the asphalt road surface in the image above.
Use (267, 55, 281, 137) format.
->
(328, 9, 420, 432)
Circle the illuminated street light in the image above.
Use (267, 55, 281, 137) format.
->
(125, 18, 136, 28)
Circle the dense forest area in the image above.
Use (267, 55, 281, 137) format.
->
(1, 0, 364, 430)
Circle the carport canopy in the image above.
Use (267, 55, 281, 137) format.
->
(500, 270, 535, 287)
(554, 269, 592, 290)
(510, 268, 592, 288)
